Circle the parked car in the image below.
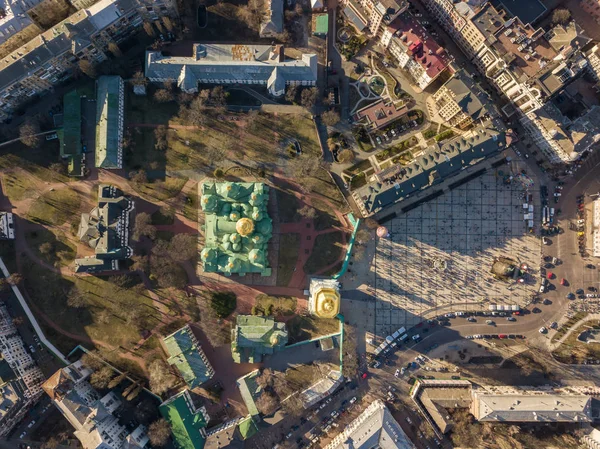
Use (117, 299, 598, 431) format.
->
(394, 369, 400, 377)
(539, 327, 547, 334)
(507, 317, 516, 322)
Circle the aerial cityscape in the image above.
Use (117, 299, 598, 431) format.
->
(1, 0, 600, 448)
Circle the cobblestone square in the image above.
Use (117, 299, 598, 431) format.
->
(372, 171, 541, 337)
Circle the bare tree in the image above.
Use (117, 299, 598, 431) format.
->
(67, 287, 86, 308)
(7, 273, 22, 286)
(89, 365, 115, 389)
(237, 0, 265, 31)
(148, 419, 171, 447)
(355, 229, 371, 245)
(552, 8, 571, 25)
(131, 71, 147, 87)
(130, 169, 148, 185)
(204, 137, 227, 165)
(298, 205, 316, 219)
(181, 96, 208, 126)
(107, 42, 122, 58)
(133, 212, 156, 241)
(39, 242, 54, 255)
(245, 108, 260, 132)
(78, 59, 97, 79)
(321, 110, 340, 127)
(210, 86, 227, 109)
(19, 119, 41, 148)
(300, 87, 319, 110)
(108, 372, 128, 389)
(154, 125, 168, 150)
(289, 154, 320, 178)
(154, 89, 174, 103)
(256, 391, 279, 415)
(285, 84, 298, 103)
(96, 309, 111, 325)
(167, 234, 197, 262)
(148, 359, 177, 395)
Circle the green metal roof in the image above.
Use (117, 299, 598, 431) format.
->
(200, 182, 273, 277)
(164, 325, 213, 388)
(236, 371, 261, 417)
(95, 76, 123, 169)
(60, 90, 82, 158)
(231, 316, 287, 363)
(237, 416, 258, 439)
(314, 14, 329, 35)
(160, 391, 208, 449)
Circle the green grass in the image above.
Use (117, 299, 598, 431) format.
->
(133, 176, 188, 202)
(344, 159, 373, 175)
(20, 255, 162, 351)
(28, 188, 81, 226)
(151, 207, 175, 225)
(276, 189, 301, 222)
(253, 294, 297, 316)
(277, 233, 300, 287)
(25, 227, 76, 267)
(349, 173, 366, 189)
(2, 171, 38, 201)
(551, 312, 586, 343)
(287, 315, 340, 344)
(552, 319, 600, 364)
(304, 232, 345, 275)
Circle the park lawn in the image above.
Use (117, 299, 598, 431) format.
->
(2, 171, 39, 201)
(254, 294, 297, 316)
(28, 188, 81, 226)
(183, 187, 198, 223)
(312, 198, 341, 231)
(304, 232, 345, 275)
(21, 256, 162, 351)
(552, 319, 600, 364)
(275, 189, 301, 222)
(133, 176, 188, 202)
(277, 233, 300, 287)
(287, 315, 340, 344)
(126, 94, 179, 125)
(25, 227, 77, 267)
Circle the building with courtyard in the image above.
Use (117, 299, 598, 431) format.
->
(75, 184, 134, 273)
(308, 278, 341, 319)
(353, 120, 508, 217)
(324, 399, 416, 449)
(145, 44, 317, 98)
(43, 360, 150, 449)
(200, 182, 272, 277)
(470, 387, 592, 423)
(95, 75, 124, 169)
(160, 389, 211, 449)
(231, 315, 288, 363)
(380, 12, 452, 90)
(163, 325, 214, 389)
(428, 70, 491, 130)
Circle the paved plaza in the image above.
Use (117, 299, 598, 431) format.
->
(372, 171, 541, 337)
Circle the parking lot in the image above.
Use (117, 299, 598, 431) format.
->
(372, 171, 541, 337)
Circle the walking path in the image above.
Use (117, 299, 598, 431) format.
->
(547, 313, 600, 351)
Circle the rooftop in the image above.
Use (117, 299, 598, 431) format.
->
(231, 315, 288, 363)
(200, 182, 272, 277)
(438, 70, 489, 121)
(471, 389, 592, 422)
(387, 13, 451, 80)
(301, 370, 343, 409)
(324, 399, 415, 449)
(164, 325, 214, 389)
(95, 75, 123, 169)
(355, 121, 507, 215)
(353, 99, 408, 130)
(160, 390, 209, 449)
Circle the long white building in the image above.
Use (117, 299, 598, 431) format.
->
(145, 43, 317, 98)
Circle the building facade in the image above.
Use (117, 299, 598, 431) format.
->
(0, 304, 44, 400)
(0, 380, 30, 437)
(0, 0, 177, 121)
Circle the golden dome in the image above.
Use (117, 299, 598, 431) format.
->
(313, 288, 340, 319)
(236, 218, 254, 236)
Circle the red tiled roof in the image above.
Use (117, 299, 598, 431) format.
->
(388, 13, 451, 79)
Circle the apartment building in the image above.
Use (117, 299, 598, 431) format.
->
(145, 44, 317, 98)
(380, 12, 451, 90)
(428, 69, 490, 129)
(341, 0, 408, 36)
(0, 304, 44, 400)
(0, 0, 177, 121)
(43, 360, 150, 449)
(0, 0, 44, 45)
(95, 75, 124, 169)
(0, 380, 30, 437)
